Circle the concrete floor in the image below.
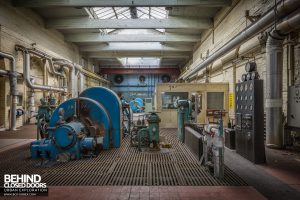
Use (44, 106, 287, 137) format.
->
(225, 148, 300, 200)
(0, 124, 299, 199)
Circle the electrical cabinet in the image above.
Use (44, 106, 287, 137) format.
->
(287, 85, 300, 128)
(235, 79, 265, 163)
(225, 128, 236, 150)
(144, 98, 153, 113)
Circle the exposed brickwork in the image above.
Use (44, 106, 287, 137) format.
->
(0, 0, 106, 128)
(185, 0, 297, 120)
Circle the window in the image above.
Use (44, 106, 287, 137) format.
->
(207, 92, 224, 110)
(91, 7, 167, 34)
(119, 57, 160, 67)
(161, 92, 188, 109)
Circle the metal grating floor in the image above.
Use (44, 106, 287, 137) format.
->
(0, 129, 247, 186)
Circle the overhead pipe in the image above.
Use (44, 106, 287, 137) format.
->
(181, 0, 300, 80)
(52, 59, 110, 96)
(17, 48, 67, 93)
(52, 59, 109, 84)
(15, 45, 65, 78)
(266, 8, 300, 148)
(74, 64, 110, 84)
(16, 45, 109, 94)
(0, 51, 18, 131)
(191, 37, 260, 80)
(0, 69, 9, 76)
(52, 59, 76, 97)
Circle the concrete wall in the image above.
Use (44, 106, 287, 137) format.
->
(182, 0, 299, 122)
(0, 0, 107, 129)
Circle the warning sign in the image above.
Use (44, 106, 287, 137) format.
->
(229, 93, 234, 109)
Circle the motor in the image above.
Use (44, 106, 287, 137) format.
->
(121, 96, 131, 136)
(130, 98, 145, 113)
(35, 95, 56, 139)
(174, 99, 193, 142)
(31, 87, 122, 163)
(131, 112, 161, 151)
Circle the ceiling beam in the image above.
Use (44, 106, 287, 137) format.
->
(100, 67, 180, 75)
(13, 0, 232, 7)
(66, 33, 200, 43)
(47, 17, 212, 29)
(80, 43, 193, 52)
(88, 51, 191, 58)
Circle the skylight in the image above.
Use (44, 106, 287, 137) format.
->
(91, 7, 168, 33)
(119, 57, 161, 67)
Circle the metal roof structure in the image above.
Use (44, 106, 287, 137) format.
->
(13, 0, 232, 70)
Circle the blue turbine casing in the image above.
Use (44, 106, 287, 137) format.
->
(30, 87, 122, 161)
(81, 137, 96, 150)
(80, 87, 122, 148)
(54, 122, 84, 149)
(130, 98, 144, 113)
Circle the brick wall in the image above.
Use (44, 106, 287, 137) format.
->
(184, 0, 298, 122)
(0, 0, 106, 129)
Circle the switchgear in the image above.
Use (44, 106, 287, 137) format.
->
(235, 63, 265, 164)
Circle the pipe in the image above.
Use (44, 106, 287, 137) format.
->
(193, 37, 260, 80)
(276, 9, 300, 33)
(265, 30, 285, 149)
(16, 45, 109, 94)
(52, 59, 76, 97)
(266, 8, 300, 148)
(181, 0, 300, 80)
(22, 51, 66, 92)
(47, 58, 65, 78)
(0, 69, 9, 76)
(0, 51, 18, 131)
(295, 44, 300, 85)
(74, 63, 110, 84)
(287, 41, 294, 86)
(28, 88, 35, 121)
(15, 45, 65, 78)
(53, 59, 110, 96)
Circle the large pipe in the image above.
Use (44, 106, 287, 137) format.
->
(16, 45, 109, 95)
(15, 45, 65, 78)
(287, 41, 294, 86)
(22, 51, 66, 92)
(181, 0, 300, 80)
(52, 59, 76, 97)
(47, 58, 65, 78)
(0, 69, 9, 76)
(265, 30, 285, 149)
(192, 37, 260, 80)
(266, 8, 300, 148)
(74, 64, 110, 84)
(52, 59, 111, 97)
(0, 51, 18, 131)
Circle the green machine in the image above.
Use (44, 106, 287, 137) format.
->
(174, 99, 193, 142)
(36, 96, 57, 139)
(131, 112, 161, 151)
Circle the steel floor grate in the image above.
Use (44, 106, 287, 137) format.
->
(0, 129, 247, 186)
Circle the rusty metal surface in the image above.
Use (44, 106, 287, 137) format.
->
(0, 129, 246, 186)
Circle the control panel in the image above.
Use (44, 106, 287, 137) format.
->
(288, 85, 300, 128)
(235, 79, 265, 164)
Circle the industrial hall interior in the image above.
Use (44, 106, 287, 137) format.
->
(0, 0, 300, 199)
